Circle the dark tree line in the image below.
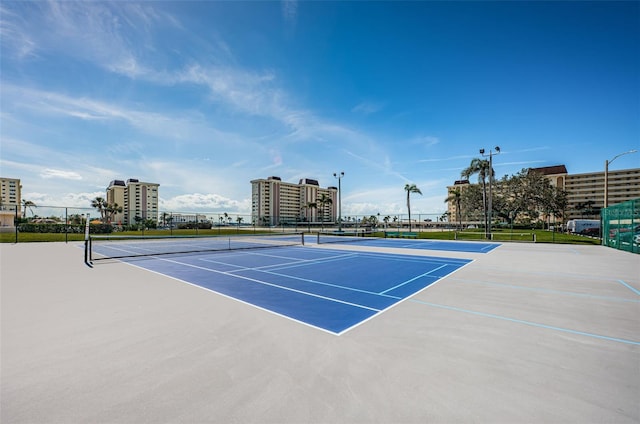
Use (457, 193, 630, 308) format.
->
(455, 165, 569, 227)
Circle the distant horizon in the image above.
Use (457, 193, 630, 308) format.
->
(2, 1, 638, 216)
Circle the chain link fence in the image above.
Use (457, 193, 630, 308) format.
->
(0, 205, 451, 242)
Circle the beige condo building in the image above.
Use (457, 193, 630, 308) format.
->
(251, 176, 337, 226)
(0, 177, 21, 227)
(106, 178, 159, 225)
(530, 165, 640, 220)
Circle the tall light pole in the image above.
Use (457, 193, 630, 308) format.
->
(604, 150, 637, 208)
(480, 146, 500, 240)
(333, 171, 344, 232)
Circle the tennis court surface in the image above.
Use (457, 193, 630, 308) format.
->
(94, 243, 472, 334)
(2, 238, 638, 423)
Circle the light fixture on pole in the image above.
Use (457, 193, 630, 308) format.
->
(480, 146, 500, 240)
(604, 150, 637, 208)
(333, 171, 344, 232)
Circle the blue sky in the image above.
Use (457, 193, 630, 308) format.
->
(1, 1, 638, 216)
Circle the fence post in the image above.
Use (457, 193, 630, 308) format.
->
(14, 207, 18, 244)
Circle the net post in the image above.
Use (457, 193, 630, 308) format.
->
(301, 233, 305, 245)
(84, 214, 93, 267)
(317, 232, 320, 244)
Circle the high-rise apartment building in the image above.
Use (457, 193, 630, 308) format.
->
(530, 166, 640, 220)
(251, 176, 337, 226)
(106, 178, 159, 225)
(0, 177, 21, 227)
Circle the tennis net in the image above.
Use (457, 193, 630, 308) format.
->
(85, 233, 304, 264)
(316, 230, 376, 244)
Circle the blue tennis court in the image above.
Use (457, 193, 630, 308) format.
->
(115, 246, 472, 334)
(318, 236, 500, 253)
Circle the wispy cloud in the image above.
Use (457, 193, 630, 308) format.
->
(418, 154, 476, 163)
(352, 101, 384, 115)
(0, 4, 38, 60)
(413, 136, 440, 147)
(40, 169, 82, 180)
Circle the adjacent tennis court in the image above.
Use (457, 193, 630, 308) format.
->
(316, 233, 500, 253)
(92, 242, 472, 334)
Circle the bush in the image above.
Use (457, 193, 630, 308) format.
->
(177, 222, 212, 230)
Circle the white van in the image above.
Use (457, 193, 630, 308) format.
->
(566, 219, 600, 234)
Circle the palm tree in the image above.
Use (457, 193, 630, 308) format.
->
(316, 194, 333, 226)
(302, 202, 317, 231)
(404, 184, 422, 231)
(22, 200, 36, 218)
(445, 188, 463, 230)
(106, 203, 123, 224)
(91, 197, 108, 222)
(461, 158, 492, 233)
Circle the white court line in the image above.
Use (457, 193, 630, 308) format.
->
(157, 257, 382, 313)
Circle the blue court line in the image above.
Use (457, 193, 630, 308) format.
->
(410, 299, 640, 346)
(380, 264, 448, 294)
(616, 280, 640, 296)
(450, 278, 640, 303)
(473, 265, 637, 284)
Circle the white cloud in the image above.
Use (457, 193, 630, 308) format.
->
(40, 169, 82, 180)
(160, 193, 251, 213)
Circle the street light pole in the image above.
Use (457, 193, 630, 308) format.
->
(480, 146, 500, 240)
(604, 150, 637, 209)
(333, 171, 344, 232)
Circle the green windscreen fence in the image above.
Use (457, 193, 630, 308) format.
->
(602, 198, 639, 254)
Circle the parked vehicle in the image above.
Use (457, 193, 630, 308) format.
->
(566, 219, 600, 235)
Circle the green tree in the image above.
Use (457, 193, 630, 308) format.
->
(91, 197, 108, 222)
(21, 200, 36, 218)
(105, 203, 123, 224)
(316, 194, 333, 225)
(460, 184, 485, 223)
(404, 184, 422, 231)
(493, 168, 563, 225)
(461, 158, 492, 231)
(302, 202, 317, 231)
(444, 188, 463, 230)
(68, 214, 85, 225)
